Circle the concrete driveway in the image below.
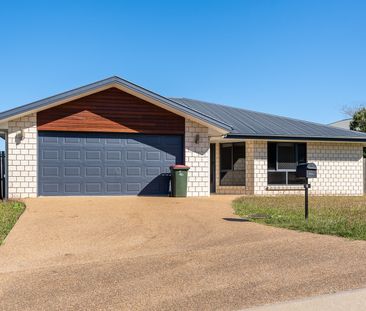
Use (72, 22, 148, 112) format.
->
(0, 196, 365, 311)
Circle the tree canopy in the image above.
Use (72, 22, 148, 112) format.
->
(348, 107, 366, 158)
(350, 107, 366, 132)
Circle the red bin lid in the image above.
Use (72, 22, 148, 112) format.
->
(170, 164, 190, 170)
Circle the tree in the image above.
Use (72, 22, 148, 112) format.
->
(350, 107, 366, 132)
(347, 107, 366, 158)
(341, 103, 366, 118)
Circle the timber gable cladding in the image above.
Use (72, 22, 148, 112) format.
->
(37, 87, 185, 135)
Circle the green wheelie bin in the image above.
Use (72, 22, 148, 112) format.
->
(170, 165, 190, 197)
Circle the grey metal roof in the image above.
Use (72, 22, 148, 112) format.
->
(0, 75, 365, 142)
(0, 76, 231, 131)
(170, 98, 366, 142)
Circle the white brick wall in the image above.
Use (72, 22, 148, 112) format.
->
(185, 119, 210, 196)
(308, 142, 364, 195)
(8, 114, 37, 198)
(265, 142, 364, 196)
(214, 140, 364, 196)
(246, 140, 268, 195)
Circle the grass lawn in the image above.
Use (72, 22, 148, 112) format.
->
(233, 196, 366, 240)
(0, 201, 25, 244)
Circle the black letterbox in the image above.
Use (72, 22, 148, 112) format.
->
(296, 162, 317, 179)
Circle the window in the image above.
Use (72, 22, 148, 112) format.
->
(267, 142, 306, 185)
(220, 143, 245, 186)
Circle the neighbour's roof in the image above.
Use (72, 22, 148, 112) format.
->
(171, 98, 366, 142)
(0, 76, 366, 142)
(329, 118, 352, 130)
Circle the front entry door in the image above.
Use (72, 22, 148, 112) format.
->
(210, 144, 216, 193)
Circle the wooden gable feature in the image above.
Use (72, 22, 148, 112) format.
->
(37, 88, 185, 134)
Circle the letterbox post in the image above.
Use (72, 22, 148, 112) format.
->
(296, 163, 317, 221)
(304, 178, 309, 220)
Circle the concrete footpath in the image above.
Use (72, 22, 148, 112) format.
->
(244, 287, 366, 311)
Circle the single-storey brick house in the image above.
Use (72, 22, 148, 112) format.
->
(0, 76, 365, 198)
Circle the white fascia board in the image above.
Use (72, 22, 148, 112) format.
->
(210, 136, 366, 144)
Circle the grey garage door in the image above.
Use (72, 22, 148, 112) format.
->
(38, 132, 183, 196)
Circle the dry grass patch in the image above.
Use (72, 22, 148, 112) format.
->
(233, 196, 366, 240)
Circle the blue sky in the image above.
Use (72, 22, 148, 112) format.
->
(1, 0, 366, 149)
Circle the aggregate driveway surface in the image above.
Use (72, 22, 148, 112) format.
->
(0, 196, 365, 311)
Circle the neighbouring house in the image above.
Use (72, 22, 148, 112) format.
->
(0, 76, 365, 199)
(329, 118, 352, 130)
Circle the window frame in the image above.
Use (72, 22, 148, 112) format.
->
(275, 143, 297, 172)
(267, 142, 306, 185)
(219, 142, 246, 186)
(220, 143, 233, 172)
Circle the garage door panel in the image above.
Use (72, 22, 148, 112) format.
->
(106, 183, 122, 193)
(65, 183, 81, 194)
(146, 167, 161, 177)
(42, 167, 59, 177)
(106, 167, 122, 177)
(85, 183, 102, 194)
(126, 150, 142, 161)
(85, 167, 102, 177)
(64, 150, 81, 161)
(64, 167, 81, 177)
(85, 137, 102, 144)
(105, 138, 122, 145)
(42, 150, 59, 161)
(85, 150, 102, 161)
(38, 132, 183, 196)
(146, 151, 161, 161)
(42, 136, 59, 144)
(126, 167, 142, 177)
(126, 183, 141, 193)
(42, 183, 59, 194)
(64, 137, 82, 144)
(106, 150, 122, 161)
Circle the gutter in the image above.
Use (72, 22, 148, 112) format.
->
(225, 134, 366, 143)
